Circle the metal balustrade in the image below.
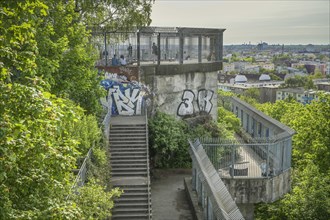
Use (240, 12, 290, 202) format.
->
(189, 139, 244, 220)
(93, 26, 225, 66)
(200, 137, 292, 179)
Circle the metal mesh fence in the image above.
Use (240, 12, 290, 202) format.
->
(199, 137, 292, 179)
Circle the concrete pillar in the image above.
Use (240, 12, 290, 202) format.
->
(198, 35, 202, 63)
(157, 33, 161, 65)
(179, 33, 184, 64)
(137, 32, 140, 66)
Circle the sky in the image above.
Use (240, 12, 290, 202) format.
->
(150, 0, 330, 45)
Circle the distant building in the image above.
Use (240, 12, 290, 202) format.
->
(261, 63, 275, 71)
(316, 82, 330, 92)
(259, 74, 271, 81)
(276, 88, 322, 104)
(234, 74, 248, 83)
(223, 63, 235, 72)
(218, 81, 284, 103)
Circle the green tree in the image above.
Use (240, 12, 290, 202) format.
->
(74, 0, 153, 32)
(149, 112, 190, 168)
(243, 88, 260, 101)
(0, 83, 80, 218)
(255, 93, 330, 219)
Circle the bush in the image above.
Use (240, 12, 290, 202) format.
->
(148, 112, 229, 168)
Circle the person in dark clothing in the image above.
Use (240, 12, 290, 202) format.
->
(152, 42, 158, 63)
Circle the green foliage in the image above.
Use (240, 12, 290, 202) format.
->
(217, 107, 240, 138)
(149, 110, 236, 168)
(256, 161, 330, 220)
(0, 83, 80, 219)
(0, 0, 152, 218)
(242, 56, 255, 63)
(272, 54, 292, 67)
(281, 75, 316, 90)
(0, 0, 105, 114)
(75, 0, 153, 32)
(243, 88, 260, 101)
(73, 180, 122, 220)
(254, 93, 330, 219)
(149, 112, 191, 168)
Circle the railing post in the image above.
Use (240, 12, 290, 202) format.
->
(104, 32, 108, 66)
(192, 166, 196, 191)
(266, 144, 270, 178)
(231, 144, 235, 178)
(137, 31, 140, 66)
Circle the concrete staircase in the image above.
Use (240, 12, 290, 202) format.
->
(109, 115, 152, 220)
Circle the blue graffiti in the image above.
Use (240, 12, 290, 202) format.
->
(100, 79, 149, 116)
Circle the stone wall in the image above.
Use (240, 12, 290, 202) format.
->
(140, 62, 221, 120)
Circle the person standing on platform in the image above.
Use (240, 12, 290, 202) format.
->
(152, 42, 158, 64)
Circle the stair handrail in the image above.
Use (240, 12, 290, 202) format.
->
(144, 106, 152, 220)
(68, 98, 112, 200)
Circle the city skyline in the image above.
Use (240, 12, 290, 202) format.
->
(150, 0, 330, 45)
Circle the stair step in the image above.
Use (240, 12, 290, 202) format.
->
(111, 126, 146, 130)
(112, 167, 147, 171)
(111, 172, 148, 176)
(114, 202, 150, 207)
(111, 213, 150, 220)
(120, 192, 150, 198)
(110, 143, 147, 147)
(111, 152, 146, 156)
(119, 187, 150, 193)
(115, 197, 150, 203)
(110, 147, 147, 151)
(112, 207, 149, 213)
(110, 137, 146, 141)
(111, 159, 148, 164)
(111, 155, 147, 159)
(110, 129, 147, 136)
(110, 140, 146, 143)
(111, 164, 147, 168)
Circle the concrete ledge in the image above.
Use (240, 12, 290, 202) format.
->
(184, 177, 203, 220)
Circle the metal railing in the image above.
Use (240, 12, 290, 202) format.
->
(189, 139, 244, 220)
(200, 137, 292, 179)
(67, 145, 94, 200)
(72, 147, 93, 189)
(93, 27, 225, 66)
(145, 106, 152, 220)
(68, 97, 113, 198)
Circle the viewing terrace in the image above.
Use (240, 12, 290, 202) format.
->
(188, 97, 295, 219)
(93, 26, 225, 67)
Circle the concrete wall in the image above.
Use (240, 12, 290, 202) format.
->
(222, 169, 291, 204)
(140, 62, 221, 120)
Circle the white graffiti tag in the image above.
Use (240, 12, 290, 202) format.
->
(177, 90, 195, 116)
(177, 89, 214, 117)
(110, 85, 142, 115)
(197, 89, 214, 114)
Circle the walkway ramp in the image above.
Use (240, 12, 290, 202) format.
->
(109, 115, 152, 220)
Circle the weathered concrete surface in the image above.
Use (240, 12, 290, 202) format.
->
(184, 177, 203, 220)
(140, 63, 219, 120)
(151, 169, 194, 220)
(222, 169, 291, 204)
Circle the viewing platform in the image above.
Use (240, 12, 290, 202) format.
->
(93, 26, 225, 72)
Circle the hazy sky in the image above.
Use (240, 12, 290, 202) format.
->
(150, 0, 330, 45)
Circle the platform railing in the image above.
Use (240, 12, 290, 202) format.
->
(199, 137, 292, 179)
(189, 139, 244, 220)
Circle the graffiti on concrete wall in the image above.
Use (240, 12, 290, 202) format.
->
(100, 75, 151, 116)
(177, 89, 214, 117)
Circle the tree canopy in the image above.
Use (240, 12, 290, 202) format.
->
(255, 96, 330, 219)
(0, 0, 153, 218)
